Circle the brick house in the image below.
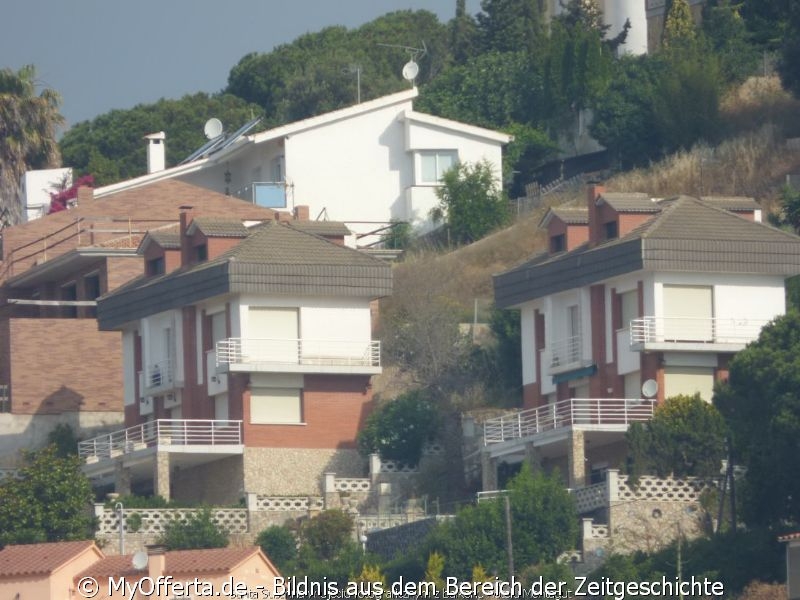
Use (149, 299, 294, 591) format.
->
(82, 209, 391, 503)
(0, 180, 282, 470)
(483, 184, 800, 490)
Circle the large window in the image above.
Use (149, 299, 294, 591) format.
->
(419, 151, 457, 184)
(250, 388, 302, 424)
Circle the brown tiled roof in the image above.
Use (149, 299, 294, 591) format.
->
(98, 221, 392, 330)
(700, 196, 761, 212)
(75, 548, 261, 581)
(97, 235, 145, 249)
(144, 224, 182, 249)
(188, 218, 250, 238)
(779, 532, 800, 542)
(0, 540, 97, 577)
(598, 192, 659, 212)
(549, 207, 589, 225)
(287, 220, 351, 237)
(495, 195, 800, 307)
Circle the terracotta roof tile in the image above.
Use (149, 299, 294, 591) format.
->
(598, 192, 659, 212)
(0, 540, 97, 577)
(188, 218, 250, 238)
(287, 221, 351, 237)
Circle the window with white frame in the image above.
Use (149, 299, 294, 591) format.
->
(250, 387, 303, 424)
(419, 150, 457, 184)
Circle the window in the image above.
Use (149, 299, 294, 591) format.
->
(419, 151, 457, 183)
(604, 220, 618, 240)
(147, 256, 165, 276)
(620, 290, 639, 331)
(61, 282, 77, 318)
(195, 244, 208, 263)
(550, 234, 566, 253)
(250, 388, 302, 424)
(84, 273, 101, 299)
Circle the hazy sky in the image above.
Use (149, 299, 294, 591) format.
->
(2, 1, 482, 131)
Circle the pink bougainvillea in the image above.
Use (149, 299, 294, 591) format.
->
(48, 174, 95, 214)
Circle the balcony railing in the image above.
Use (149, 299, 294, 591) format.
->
(483, 398, 656, 445)
(215, 338, 381, 368)
(78, 419, 242, 461)
(144, 358, 175, 389)
(630, 316, 770, 346)
(0, 385, 8, 413)
(548, 334, 582, 369)
(234, 181, 286, 209)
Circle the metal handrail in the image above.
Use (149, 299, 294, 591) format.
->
(630, 316, 770, 344)
(548, 334, 582, 367)
(145, 357, 175, 388)
(483, 398, 655, 445)
(78, 419, 243, 460)
(215, 338, 381, 368)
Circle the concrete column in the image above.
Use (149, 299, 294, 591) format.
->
(369, 454, 381, 484)
(378, 482, 392, 514)
(567, 429, 587, 488)
(606, 469, 620, 502)
(581, 517, 594, 549)
(246, 492, 258, 512)
(323, 472, 339, 509)
(154, 452, 171, 500)
(481, 452, 498, 491)
(114, 462, 132, 496)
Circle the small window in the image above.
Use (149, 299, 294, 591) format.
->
(147, 256, 165, 276)
(84, 273, 101, 300)
(250, 388, 302, 424)
(550, 234, 566, 253)
(419, 151, 457, 184)
(195, 244, 208, 263)
(61, 282, 77, 318)
(604, 220, 618, 240)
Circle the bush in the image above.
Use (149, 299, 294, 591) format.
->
(357, 390, 440, 465)
(157, 508, 229, 550)
(300, 510, 354, 562)
(256, 525, 297, 569)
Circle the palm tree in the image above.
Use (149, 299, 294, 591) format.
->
(0, 65, 64, 226)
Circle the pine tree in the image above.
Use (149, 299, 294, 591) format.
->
(662, 0, 697, 48)
(451, 0, 478, 64)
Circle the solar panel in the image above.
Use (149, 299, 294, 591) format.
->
(179, 135, 226, 165)
(178, 116, 262, 165)
(211, 116, 263, 155)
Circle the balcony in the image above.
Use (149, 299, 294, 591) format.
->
(215, 338, 381, 375)
(630, 316, 770, 352)
(79, 419, 243, 463)
(138, 357, 181, 397)
(546, 334, 585, 375)
(235, 182, 286, 209)
(0, 385, 8, 413)
(483, 398, 656, 445)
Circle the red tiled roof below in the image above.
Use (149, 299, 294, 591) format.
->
(0, 540, 96, 577)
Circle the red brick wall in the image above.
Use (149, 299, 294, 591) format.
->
(619, 213, 654, 238)
(242, 374, 374, 449)
(9, 318, 122, 414)
(547, 219, 589, 253)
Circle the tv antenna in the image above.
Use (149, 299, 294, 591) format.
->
(377, 41, 427, 86)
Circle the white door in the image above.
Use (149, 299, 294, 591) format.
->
(663, 285, 713, 342)
(247, 308, 299, 364)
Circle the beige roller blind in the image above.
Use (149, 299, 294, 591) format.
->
(664, 366, 714, 402)
(663, 285, 713, 341)
(250, 388, 302, 424)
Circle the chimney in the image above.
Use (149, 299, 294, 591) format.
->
(76, 186, 93, 206)
(146, 544, 167, 580)
(587, 182, 605, 246)
(293, 205, 310, 221)
(144, 132, 166, 174)
(179, 205, 194, 267)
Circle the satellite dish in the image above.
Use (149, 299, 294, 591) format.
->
(641, 379, 658, 398)
(402, 60, 419, 82)
(132, 551, 148, 570)
(204, 118, 223, 140)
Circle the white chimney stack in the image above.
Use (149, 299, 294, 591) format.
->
(144, 131, 166, 174)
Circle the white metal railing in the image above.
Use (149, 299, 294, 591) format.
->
(78, 419, 242, 461)
(548, 335, 582, 368)
(215, 338, 381, 368)
(476, 490, 508, 503)
(0, 384, 8, 413)
(483, 398, 656, 445)
(144, 357, 175, 389)
(630, 316, 769, 345)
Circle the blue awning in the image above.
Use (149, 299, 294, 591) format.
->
(552, 364, 597, 385)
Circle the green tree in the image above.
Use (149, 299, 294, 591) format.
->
(451, 0, 479, 64)
(778, 3, 800, 98)
(626, 394, 728, 482)
(714, 311, 800, 526)
(157, 508, 229, 550)
(0, 445, 93, 545)
(431, 160, 509, 245)
(477, 0, 546, 55)
(300, 509, 354, 562)
(0, 65, 64, 225)
(46, 423, 80, 457)
(255, 525, 297, 570)
(662, 0, 697, 48)
(427, 465, 577, 579)
(702, 0, 760, 84)
(357, 390, 440, 465)
(60, 92, 261, 186)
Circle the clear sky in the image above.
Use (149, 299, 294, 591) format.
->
(2, 0, 481, 131)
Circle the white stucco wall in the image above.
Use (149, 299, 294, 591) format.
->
(19, 167, 72, 222)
